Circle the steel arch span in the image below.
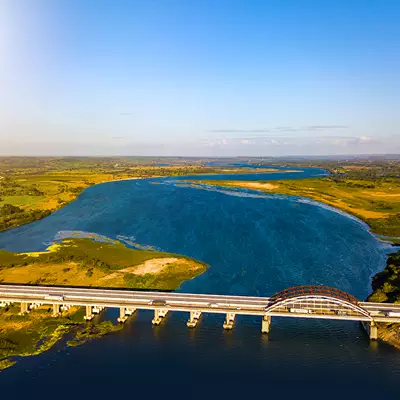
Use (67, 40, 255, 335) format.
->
(265, 285, 371, 319)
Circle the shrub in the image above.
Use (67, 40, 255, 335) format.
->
(0, 204, 24, 216)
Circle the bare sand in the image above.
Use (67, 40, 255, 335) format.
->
(228, 182, 279, 191)
(121, 257, 180, 275)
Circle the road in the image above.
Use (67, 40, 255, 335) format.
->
(1, 284, 400, 323)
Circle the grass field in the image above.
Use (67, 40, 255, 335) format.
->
(0, 237, 208, 289)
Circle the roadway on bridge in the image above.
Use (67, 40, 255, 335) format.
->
(1, 284, 400, 323)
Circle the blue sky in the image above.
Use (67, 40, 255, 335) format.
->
(1, 0, 399, 156)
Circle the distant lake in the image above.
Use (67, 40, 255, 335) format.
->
(1, 166, 399, 397)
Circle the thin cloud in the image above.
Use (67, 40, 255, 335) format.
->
(209, 129, 270, 133)
(208, 125, 348, 133)
(304, 125, 348, 130)
(234, 135, 355, 141)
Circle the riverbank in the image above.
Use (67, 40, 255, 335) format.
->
(0, 163, 303, 232)
(0, 165, 224, 232)
(0, 237, 208, 370)
(368, 252, 400, 349)
(188, 173, 400, 349)
(190, 177, 400, 243)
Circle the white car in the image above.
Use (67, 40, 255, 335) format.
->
(44, 295, 64, 301)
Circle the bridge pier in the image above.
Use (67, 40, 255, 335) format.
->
(84, 305, 94, 321)
(152, 309, 168, 325)
(117, 307, 128, 323)
(19, 302, 29, 315)
(187, 311, 202, 328)
(361, 320, 379, 340)
(52, 304, 60, 317)
(369, 321, 378, 340)
(125, 307, 136, 316)
(261, 315, 271, 334)
(223, 313, 236, 330)
(92, 306, 104, 314)
(29, 303, 41, 310)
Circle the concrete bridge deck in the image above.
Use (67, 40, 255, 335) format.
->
(1, 284, 399, 339)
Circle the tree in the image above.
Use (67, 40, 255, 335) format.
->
(0, 204, 23, 216)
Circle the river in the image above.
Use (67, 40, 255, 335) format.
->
(0, 167, 399, 398)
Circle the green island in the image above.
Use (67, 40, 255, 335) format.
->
(0, 237, 208, 370)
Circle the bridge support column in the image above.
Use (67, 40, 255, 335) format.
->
(261, 315, 271, 334)
(152, 309, 168, 325)
(92, 306, 104, 314)
(29, 303, 41, 310)
(19, 302, 29, 315)
(117, 307, 128, 323)
(369, 321, 378, 340)
(223, 313, 235, 330)
(84, 305, 94, 321)
(52, 304, 60, 317)
(125, 308, 136, 316)
(187, 311, 202, 328)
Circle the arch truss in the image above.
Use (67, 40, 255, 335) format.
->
(265, 285, 371, 319)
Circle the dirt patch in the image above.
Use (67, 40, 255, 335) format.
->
(121, 258, 180, 275)
(233, 182, 279, 191)
(366, 192, 400, 198)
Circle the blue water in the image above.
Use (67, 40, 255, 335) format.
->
(0, 167, 399, 398)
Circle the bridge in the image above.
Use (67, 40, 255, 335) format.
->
(1, 284, 400, 340)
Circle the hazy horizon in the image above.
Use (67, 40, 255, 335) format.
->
(1, 1, 400, 156)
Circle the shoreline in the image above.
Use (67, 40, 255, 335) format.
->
(182, 178, 400, 349)
(0, 166, 307, 234)
(186, 179, 396, 247)
(189, 179, 399, 243)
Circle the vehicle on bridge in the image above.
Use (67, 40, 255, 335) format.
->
(385, 311, 400, 317)
(289, 308, 311, 314)
(149, 299, 167, 306)
(44, 295, 64, 301)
